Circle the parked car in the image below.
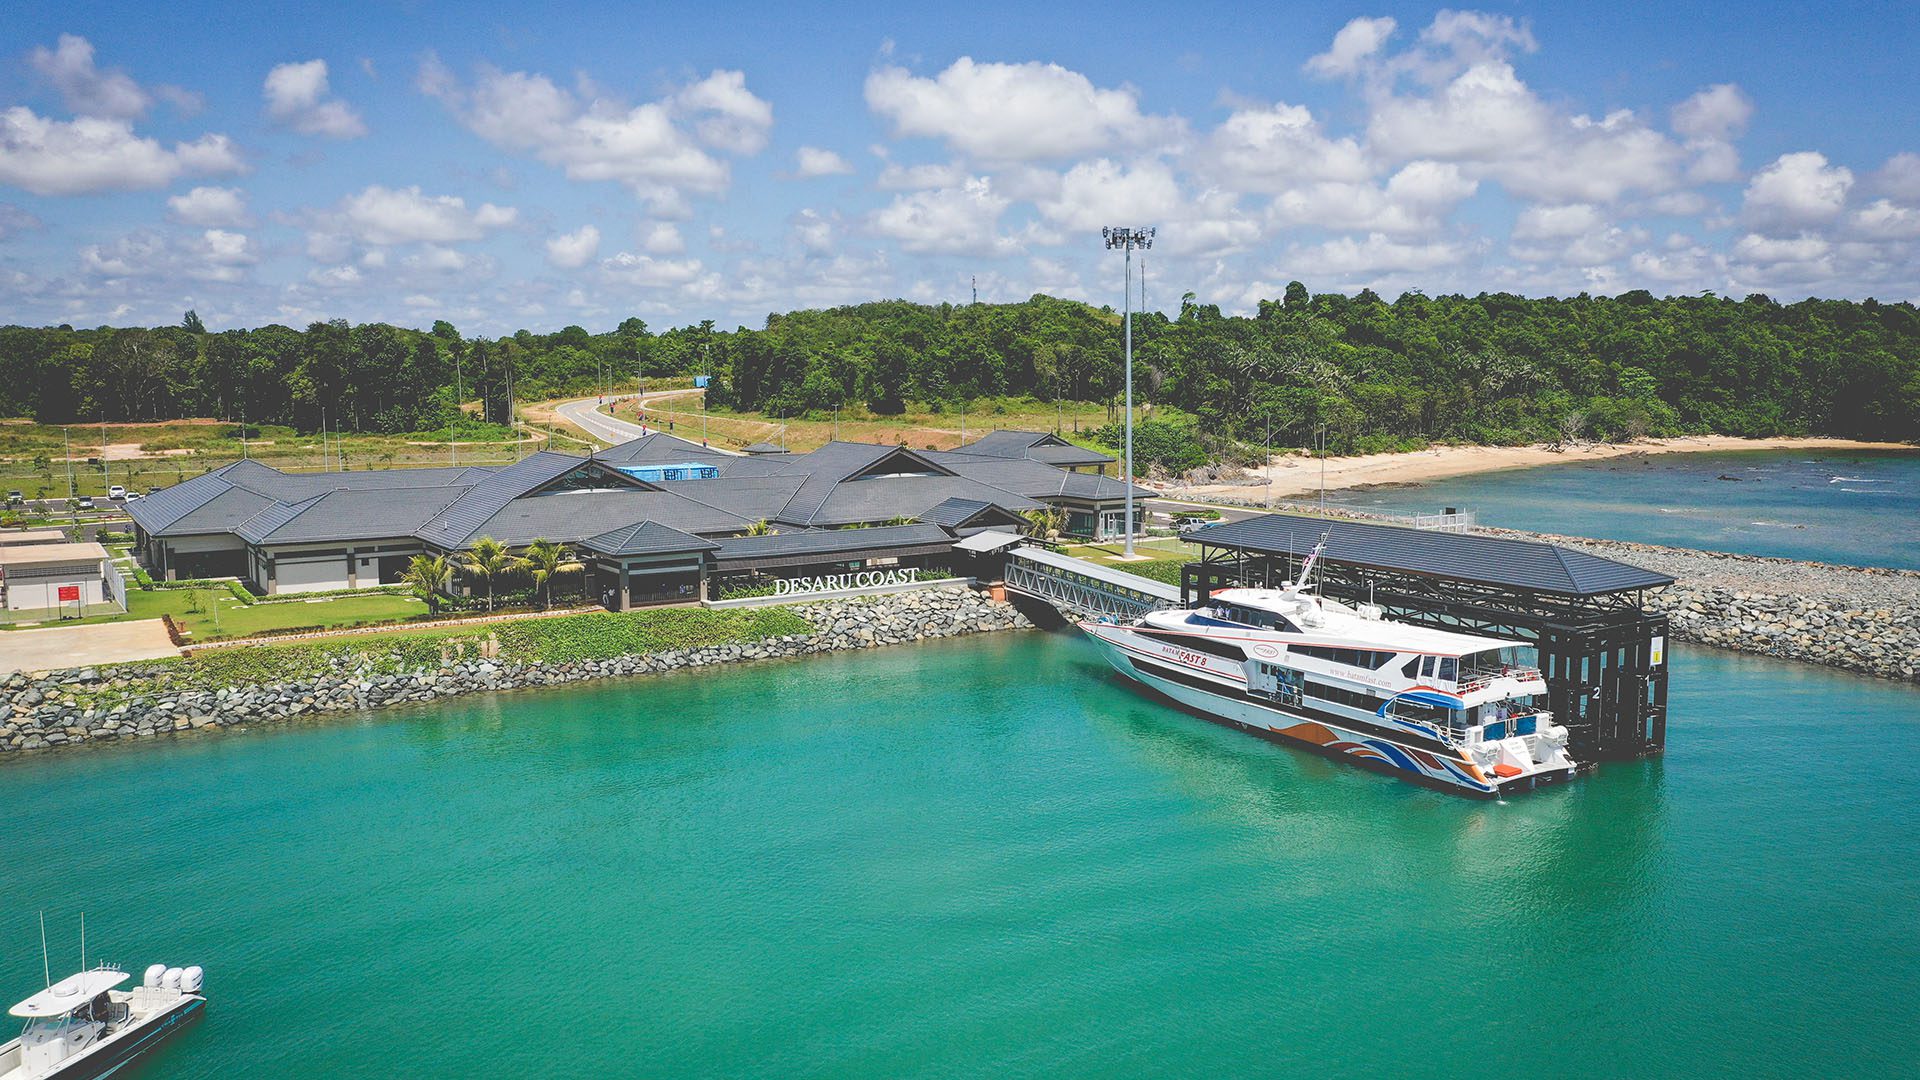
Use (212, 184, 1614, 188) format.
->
(76, 495, 96, 511)
(1177, 518, 1216, 536)
(108, 484, 128, 501)
(5, 490, 21, 506)
(147, 487, 163, 497)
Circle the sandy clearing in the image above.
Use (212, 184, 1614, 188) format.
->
(0, 619, 178, 674)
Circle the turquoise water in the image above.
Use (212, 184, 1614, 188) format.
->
(1324, 448, 1920, 569)
(3, 631, 1917, 1078)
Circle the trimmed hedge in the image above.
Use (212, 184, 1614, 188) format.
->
(492, 607, 811, 664)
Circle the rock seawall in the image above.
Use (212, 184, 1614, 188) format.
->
(0, 587, 1030, 756)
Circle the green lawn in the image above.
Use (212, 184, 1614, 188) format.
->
(2, 588, 426, 639)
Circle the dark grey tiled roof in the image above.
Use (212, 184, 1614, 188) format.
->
(1191, 513, 1675, 597)
(741, 442, 790, 454)
(239, 486, 470, 545)
(662, 474, 806, 522)
(926, 451, 1149, 501)
(125, 464, 242, 534)
(455, 488, 751, 547)
(583, 520, 720, 556)
(771, 442, 957, 526)
(917, 497, 994, 527)
(712, 523, 955, 561)
(806, 476, 1042, 528)
(163, 486, 279, 536)
(596, 432, 721, 465)
(958, 430, 1113, 467)
(414, 451, 608, 548)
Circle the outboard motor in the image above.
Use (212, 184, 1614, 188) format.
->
(144, 964, 167, 989)
(180, 966, 204, 994)
(162, 968, 183, 991)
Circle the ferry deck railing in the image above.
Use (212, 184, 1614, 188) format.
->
(1004, 546, 1182, 620)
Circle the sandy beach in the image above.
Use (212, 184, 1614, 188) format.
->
(1175, 435, 1916, 502)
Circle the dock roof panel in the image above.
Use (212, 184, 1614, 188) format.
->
(1191, 513, 1675, 597)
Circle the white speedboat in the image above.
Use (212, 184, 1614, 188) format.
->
(1078, 545, 1577, 797)
(1, 962, 204, 1080)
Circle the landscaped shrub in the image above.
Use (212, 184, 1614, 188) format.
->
(492, 607, 812, 664)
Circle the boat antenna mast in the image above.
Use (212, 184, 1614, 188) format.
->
(1296, 529, 1332, 595)
(40, 910, 51, 989)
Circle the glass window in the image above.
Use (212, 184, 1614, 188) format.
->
(1439, 657, 1458, 682)
(1421, 656, 1436, 678)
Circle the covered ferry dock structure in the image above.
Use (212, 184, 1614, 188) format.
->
(1181, 514, 1676, 761)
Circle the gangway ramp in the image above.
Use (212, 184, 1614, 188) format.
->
(1004, 545, 1182, 619)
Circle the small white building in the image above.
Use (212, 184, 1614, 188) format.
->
(0, 541, 111, 611)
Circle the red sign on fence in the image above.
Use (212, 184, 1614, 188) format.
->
(57, 585, 81, 603)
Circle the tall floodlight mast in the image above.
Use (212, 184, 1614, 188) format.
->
(1102, 225, 1154, 556)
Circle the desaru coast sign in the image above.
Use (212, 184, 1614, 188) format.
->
(772, 568, 920, 597)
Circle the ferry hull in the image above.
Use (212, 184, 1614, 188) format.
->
(1080, 622, 1568, 797)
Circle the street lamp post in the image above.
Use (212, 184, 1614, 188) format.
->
(1103, 225, 1154, 556)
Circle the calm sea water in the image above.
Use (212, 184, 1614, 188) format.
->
(3, 631, 1917, 1078)
(1324, 448, 1920, 569)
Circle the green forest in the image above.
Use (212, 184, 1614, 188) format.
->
(2, 285, 1916, 453)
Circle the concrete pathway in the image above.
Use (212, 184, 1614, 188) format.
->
(0, 619, 178, 674)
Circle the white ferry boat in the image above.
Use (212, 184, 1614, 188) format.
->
(1078, 548, 1577, 796)
(1, 962, 204, 1080)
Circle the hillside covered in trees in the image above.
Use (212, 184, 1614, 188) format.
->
(1, 286, 1915, 451)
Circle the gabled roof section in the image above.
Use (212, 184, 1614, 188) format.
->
(583, 520, 721, 557)
(596, 431, 720, 465)
(956, 430, 1114, 467)
(441, 488, 752, 547)
(925, 451, 1150, 502)
(805, 476, 1043, 528)
(711, 523, 955, 563)
(413, 451, 612, 548)
(1190, 513, 1675, 597)
(774, 441, 958, 526)
(917, 497, 1029, 530)
(235, 494, 324, 545)
(124, 463, 244, 534)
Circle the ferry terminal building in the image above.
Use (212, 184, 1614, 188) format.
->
(124, 430, 1151, 609)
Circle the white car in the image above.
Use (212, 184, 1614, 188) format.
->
(108, 484, 128, 500)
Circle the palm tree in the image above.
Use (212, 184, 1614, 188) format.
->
(1024, 507, 1066, 542)
(746, 518, 774, 536)
(400, 554, 453, 616)
(459, 536, 514, 612)
(521, 538, 584, 610)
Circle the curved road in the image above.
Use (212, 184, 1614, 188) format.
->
(549, 389, 742, 454)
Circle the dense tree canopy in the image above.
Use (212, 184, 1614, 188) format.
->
(1, 286, 1915, 447)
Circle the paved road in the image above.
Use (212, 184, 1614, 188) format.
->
(0, 619, 178, 674)
(551, 390, 740, 454)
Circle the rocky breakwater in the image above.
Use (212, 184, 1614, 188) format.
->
(0, 586, 1030, 755)
(1519, 532, 1920, 684)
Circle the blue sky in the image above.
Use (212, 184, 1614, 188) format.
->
(2, 1, 1916, 334)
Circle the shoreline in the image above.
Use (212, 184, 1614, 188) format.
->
(1176, 435, 1915, 502)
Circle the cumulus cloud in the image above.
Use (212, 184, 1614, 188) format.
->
(600, 251, 705, 287)
(871, 177, 1020, 255)
(0, 107, 243, 195)
(1743, 151, 1853, 229)
(419, 56, 771, 210)
(166, 185, 250, 227)
(545, 224, 600, 268)
(327, 184, 518, 246)
(0, 203, 43, 241)
(1304, 16, 1397, 78)
(28, 34, 152, 119)
(79, 227, 259, 283)
(1672, 83, 1753, 142)
(264, 59, 367, 138)
(1296, 232, 1468, 275)
(1268, 161, 1476, 235)
(793, 146, 853, 177)
(876, 160, 968, 191)
(1870, 152, 1920, 202)
(865, 58, 1181, 162)
(638, 222, 686, 255)
(1196, 101, 1372, 190)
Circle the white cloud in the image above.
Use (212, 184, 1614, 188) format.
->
(639, 222, 686, 255)
(871, 177, 1019, 255)
(420, 57, 770, 209)
(1850, 199, 1920, 239)
(545, 224, 600, 268)
(1743, 151, 1853, 229)
(1304, 16, 1397, 78)
(793, 146, 853, 177)
(600, 252, 704, 287)
(0, 203, 45, 240)
(263, 59, 367, 138)
(1033, 158, 1183, 232)
(790, 209, 834, 254)
(325, 184, 516, 246)
(1197, 101, 1372, 190)
(876, 160, 967, 190)
(1295, 232, 1469, 276)
(1513, 203, 1604, 240)
(1870, 152, 1920, 202)
(28, 35, 151, 119)
(1672, 83, 1753, 142)
(1268, 161, 1476, 235)
(0, 107, 243, 195)
(77, 227, 258, 284)
(166, 185, 250, 227)
(865, 58, 1180, 162)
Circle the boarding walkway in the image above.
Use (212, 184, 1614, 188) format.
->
(1003, 545, 1181, 619)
